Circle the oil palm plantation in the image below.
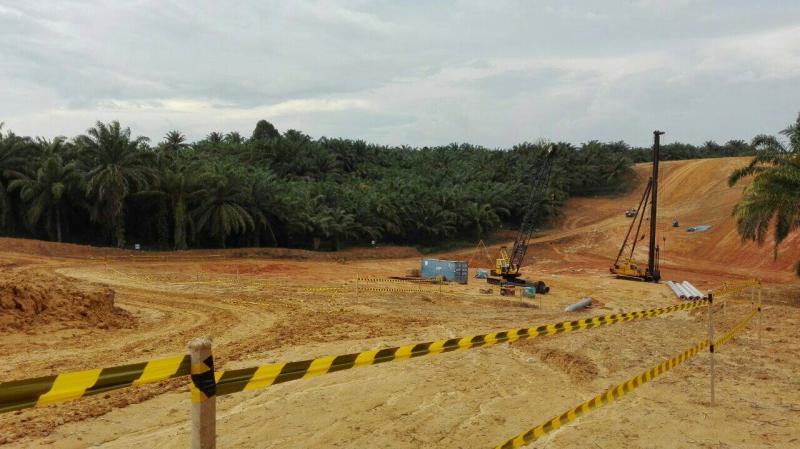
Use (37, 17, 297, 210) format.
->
(76, 121, 153, 248)
(191, 167, 255, 248)
(729, 113, 800, 275)
(0, 124, 32, 230)
(8, 155, 83, 242)
(162, 130, 190, 154)
(141, 159, 207, 250)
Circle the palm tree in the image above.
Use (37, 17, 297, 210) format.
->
(8, 155, 82, 242)
(729, 113, 800, 275)
(191, 168, 255, 248)
(139, 159, 207, 250)
(162, 130, 190, 154)
(0, 124, 33, 230)
(224, 131, 244, 145)
(76, 121, 153, 247)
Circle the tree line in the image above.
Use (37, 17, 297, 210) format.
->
(0, 117, 793, 258)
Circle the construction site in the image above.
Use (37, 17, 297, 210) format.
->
(1, 154, 798, 448)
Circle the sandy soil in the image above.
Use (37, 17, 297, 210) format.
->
(0, 157, 798, 448)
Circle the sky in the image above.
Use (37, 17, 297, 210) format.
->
(1, 0, 799, 148)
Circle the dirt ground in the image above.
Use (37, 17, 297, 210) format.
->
(1, 157, 798, 448)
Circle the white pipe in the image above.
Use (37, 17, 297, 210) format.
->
(666, 281, 684, 299)
(682, 281, 703, 300)
(668, 281, 688, 299)
(565, 297, 593, 312)
(686, 281, 706, 299)
(682, 282, 700, 300)
(678, 283, 693, 299)
(680, 281, 697, 299)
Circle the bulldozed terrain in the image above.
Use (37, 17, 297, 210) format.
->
(1, 157, 798, 448)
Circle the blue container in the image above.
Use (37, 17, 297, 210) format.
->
(420, 258, 468, 284)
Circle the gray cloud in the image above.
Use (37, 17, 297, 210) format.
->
(1, 0, 799, 147)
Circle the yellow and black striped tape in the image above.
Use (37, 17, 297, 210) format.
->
(0, 355, 189, 414)
(357, 277, 441, 284)
(302, 286, 350, 292)
(213, 300, 709, 396)
(494, 308, 756, 449)
(303, 286, 424, 293)
(189, 355, 216, 403)
(357, 287, 424, 293)
(715, 278, 760, 298)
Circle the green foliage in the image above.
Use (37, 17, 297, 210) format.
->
(729, 113, 800, 275)
(7, 115, 793, 256)
(76, 121, 154, 248)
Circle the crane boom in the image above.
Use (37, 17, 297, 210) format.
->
(508, 146, 556, 270)
(490, 145, 556, 288)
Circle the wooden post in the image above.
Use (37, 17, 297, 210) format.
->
(707, 291, 715, 407)
(355, 276, 360, 295)
(758, 282, 763, 344)
(189, 337, 216, 449)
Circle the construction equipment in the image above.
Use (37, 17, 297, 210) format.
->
(487, 145, 556, 294)
(610, 131, 663, 282)
(625, 208, 637, 217)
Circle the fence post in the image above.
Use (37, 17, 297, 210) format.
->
(758, 281, 762, 344)
(355, 276, 360, 295)
(189, 337, 216, 449)
(707, 291, 715, 407)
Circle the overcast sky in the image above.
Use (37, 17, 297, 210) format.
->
(2, 1, 799, 148)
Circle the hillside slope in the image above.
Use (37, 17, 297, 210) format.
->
(451, 156, 799, 283)
(547, 157, 799, 280)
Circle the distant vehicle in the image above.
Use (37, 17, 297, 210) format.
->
(625, 208, 637, 217)
(672, 220, 680, 227)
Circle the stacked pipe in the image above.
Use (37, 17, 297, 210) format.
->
(666, 280, 704, 300)
(682, 281, 705, 300)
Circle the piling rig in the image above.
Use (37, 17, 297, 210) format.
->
(487, 145, 556, 294)
(610, 131, 663, 282)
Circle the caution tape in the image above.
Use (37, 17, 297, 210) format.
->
(493, 308, 757, 449)
(715, 278, 760, 298)
(302, 286, 350, 292)
(303, 286, 425, 293)
(0, 299, 712, 413)
(357, 287, 424, 293)
(189, 356, 217, 403)
(357, 277, 441, 284)
(0, 355, 189, 414)
(212, 300, 709, 397)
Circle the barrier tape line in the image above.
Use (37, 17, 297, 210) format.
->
(0, 355, 190, 414)
(190, 356, 217, 403)
(0, 299, 711, 413)
(715, 278, 760, 299)
(357, 277, 442, 284)
(212, 300, 709, 397)
(493, 309, 757, 449)
(303, 286, 425, 293)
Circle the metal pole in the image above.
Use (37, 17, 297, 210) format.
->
(707, 291, 715, 407)
(648, 130, 664, 281)
(189, 337, 216, 449)
(758, 282, 763, 344)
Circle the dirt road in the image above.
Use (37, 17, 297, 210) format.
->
(1, 157, 798, 448)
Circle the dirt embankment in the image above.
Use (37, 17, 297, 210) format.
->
(0, 271, 133, 333)
(0, 237, 420, 262)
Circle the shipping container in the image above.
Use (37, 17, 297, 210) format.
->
(420, 258, 468, 284)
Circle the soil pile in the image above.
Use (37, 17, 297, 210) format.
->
(0, 271, 133, 332)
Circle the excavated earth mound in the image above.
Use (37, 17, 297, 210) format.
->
(0, 271, 133, 332)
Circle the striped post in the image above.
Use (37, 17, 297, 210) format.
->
(707, 291, 715, 407)
(189, 338, 216, 449)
